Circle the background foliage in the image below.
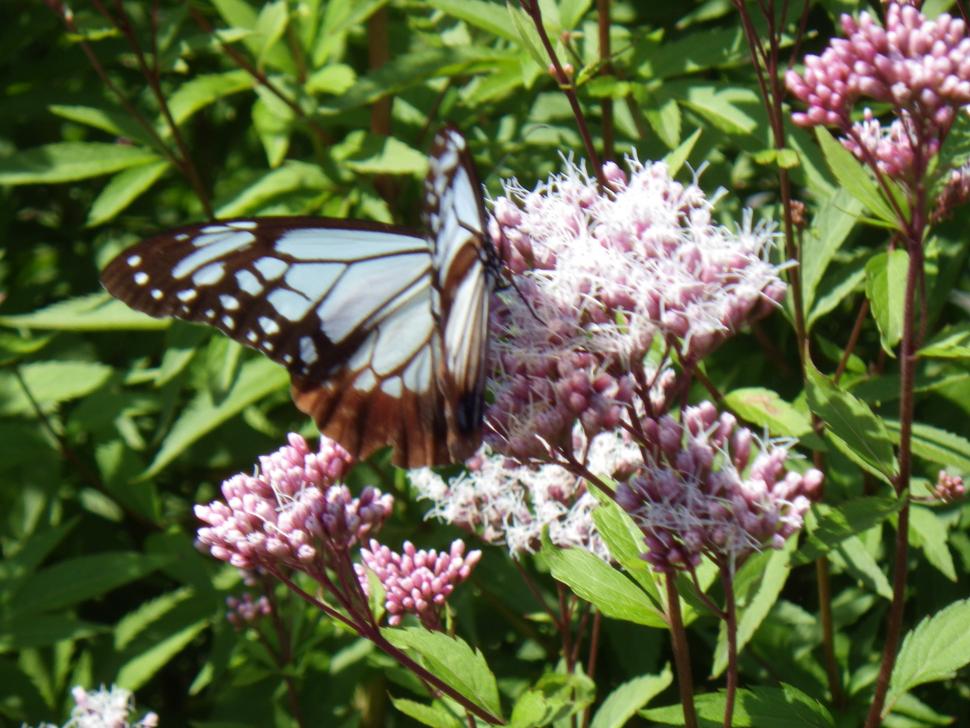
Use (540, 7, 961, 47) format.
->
(1, 0, 969, 726)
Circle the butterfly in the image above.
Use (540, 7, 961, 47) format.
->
(101, 126, 495, 468)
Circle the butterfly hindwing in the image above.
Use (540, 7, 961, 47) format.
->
(101, 127, 492, 467)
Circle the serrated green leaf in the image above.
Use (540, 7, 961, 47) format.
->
(87, 159, 169, 227)
(509, 671, 595, 727)
(887, 599, 970, 713)
(815, 127, 898, 227)
(0, 293, 169, 331)
(0, 143, 160, 185)
(590, 666, 672, 728)
(168, 70, 253, 127)
(0, 361, 112, 416)
(383, 627, 502, 719)
(9, 552, 170, 617)
(115, 587, 195, 649)
(865, 249, 909, 354)
(831, 535, 892, 599)
(591, 494, 662, 600)
(909, 505, 956, 582)
(506, 2, 547, 68)
(883, 420, 970, 472)
(142, 357, 288, 478)
(674, 84, 759, 135)
(639, 26, 747, 79)
(795, 497, 902, 565)
(541, 538, 665, 627)
(805, 364, 898, 482)
(807, 263, 867, 330)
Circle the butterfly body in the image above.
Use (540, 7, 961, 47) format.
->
(101, 127, 493, 467)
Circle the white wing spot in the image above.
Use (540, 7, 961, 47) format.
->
(229, 220, 257, 230)
(177, 289, 197, 302)
(222, 315, 235, 330)
(175, 233, 189, 241)
(276, 229, 425, 260)
(246, 331, 258, 343)
(174, 232, 254, 278)
(193, 263, 225, 286)
(258, 316, 280, 335)
(200, 224, 231, 234)
(204, 309, 215, 318)
(283, 354, 293, 364)
(255, 257, 287, 281)
(354, 368, 377, 392)
(127, 255, 142, 267)
(236, 269, 263, 296)
(219, 294, 240, 311)
(264, 342, 275, 352)
(446, 129, 466, 149)
(268, 288, 314, 321)
(134, 272, 149, 286)
(151, 289, 163, 300)
(299, 336, 318, 365)
(380, 377, 403, 398)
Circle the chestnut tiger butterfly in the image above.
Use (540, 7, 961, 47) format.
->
(101, 126, 495, 468)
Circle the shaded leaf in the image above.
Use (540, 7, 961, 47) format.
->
(590, 666, 672, 728)
(909, 505, 956, 582)
(816, 127, 898, 227)
(865, 249, 909, 353)
(0, 361, 112, 416)
(884, 420, 970, 472)
(795, 497, 902, 565)
(0, 293, 169, 331)
(87, 159, 169, 227)
(0, 143, 159, 185)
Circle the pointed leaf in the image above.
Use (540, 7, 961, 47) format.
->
(0, 293, 168, 331)
(590, 666, 672, 728)
(815, 127, 898, 227)
(0, 143, 159, 185)
(428, 0, 519, 41)
(865, 249, 909, 353)
(800, 189, 863, 317)
(168, 70, 254, 126)
(383, 627, 502, 719)
(887, 599, 970, 712)
(795, 497, 902, 565)
(909, 505, 956, 582)
(884, 420, 970, 472)
(723, 387, 813, 438)
(87, 159, 169, 227)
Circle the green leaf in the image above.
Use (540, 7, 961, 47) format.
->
(887, 599, 970, 713)
(800, 189, 863, 318)
(815, 127, 897, 227)
(383, 627, 502, 720)
(642, 684, 833, 726)
(344, 135, 427, 175)
(47, 104, 149, 143)
(0, 143, 160, 185)
(664, 128, 701, 178)
(713, 545, 792, 677)
(509, 671, 596, 727)
(390, 698, 462, 728)
(884, 420, 970, 472)
(314, 0, 389, 65)
(590, 494, 662, 600)
(918, 323, 970, 360)
(168, 70, 254, 126)
(9, 552, 170, 617)
(142, 357, 289, 478)
(211, 0, 293, 73)
(541, 538, 665, 627)
(306, 64, 357, 95)
(865, 249, 909, 354)
(0, 614, 103, 651)
(252, 93, 292, 168)
(723, 387, 812, 438)
(117, 618, 208, 691)
(830, 535, 892, 600)
(639, 26, 747, 79)
(506, 2, 547, 68)
(674, 84, 760, 135)
(87, 160, 169, 227)
(795, 497, 902, 565)
(645, 96, 682, 150)
(0, 293, 168, 331)
(254, 1, 288, 67)
(428, 0, 520, 41)
(909, 505, 956, 582)
(807, 263, 867, 330)
(590, 666, 672, 728)
(0, 361, 112, 416)
(805, 364, 898, 482)
(751, 148, 799, 169)
(216, 161, 332, 217)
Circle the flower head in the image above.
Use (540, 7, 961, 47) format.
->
(486, 156, 783, 458)
(226, 593, 272, 630)
(195, 434, 393, 572)
(615, 402, 823, 571)
(932, 469, 966, 502)
(356, 539, 481, 628)
(58, 685, 158, 728)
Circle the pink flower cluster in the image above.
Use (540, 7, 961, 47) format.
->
(54, 685, 158, 728)
(195, 434, 392, 572)
(787, 4, 970, 178)
(412, 428, 643, 560)
(933, 470, 966, 502)
(357, 539, 481, 628)
(226, 593, 271, 630)
(615, 402, 823, 572)
(486, 157, 783, 459)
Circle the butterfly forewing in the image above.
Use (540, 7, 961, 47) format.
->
(101, 127, 492, 467)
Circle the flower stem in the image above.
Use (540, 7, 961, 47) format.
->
(721, 568, 738, 728)
(664, 574, 698, 728)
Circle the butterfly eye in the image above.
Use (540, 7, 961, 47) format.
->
(101, 126, 495, 468)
